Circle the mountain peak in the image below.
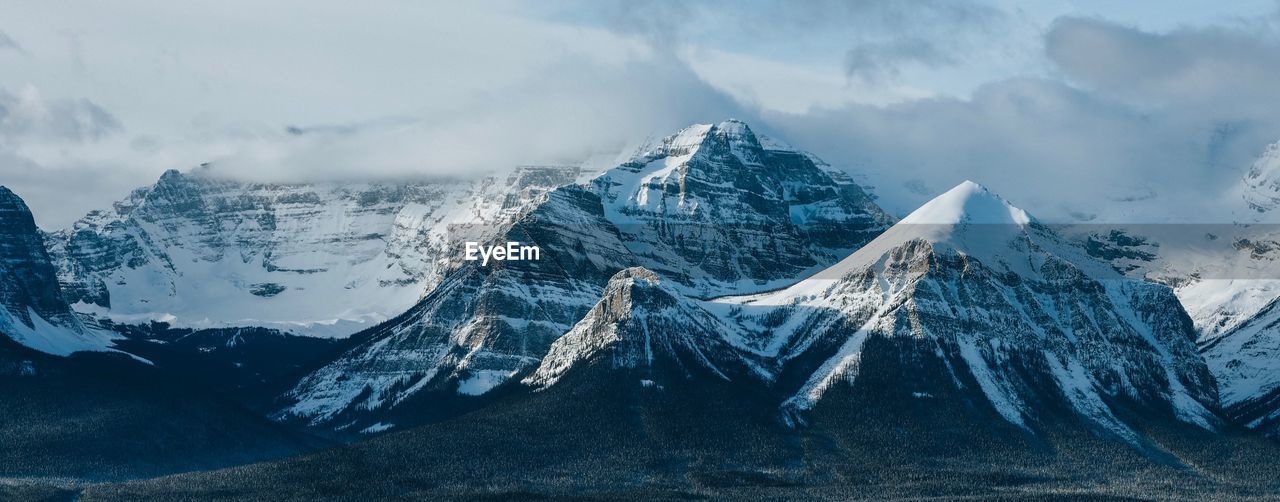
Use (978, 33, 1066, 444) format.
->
(524, 267, 749, 389)
(610, 266, 662, 288)
(901, 180, 1034, 226)
(158, 168, 184, 181)
(712, 118, 753, 136)
(0, 186, 27, 212)
(784, 179, 1113, 285)
(637, 119, 767, 161)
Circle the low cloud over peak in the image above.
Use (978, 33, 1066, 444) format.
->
(3, 1, 1280, 228)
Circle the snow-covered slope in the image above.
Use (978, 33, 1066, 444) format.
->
(45, 165, 579, 337)
(280, 186, 637, 430)
(525, 267, 761, 389)
(591, 119, 892, 297)
(713, 181, 1220, 439)
(1241, 140, 1280, 214)
(1199, 296, 1280, 435)
(0, 186, 116, 356)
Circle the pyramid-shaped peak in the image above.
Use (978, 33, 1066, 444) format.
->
(901, 181, 1034, 226)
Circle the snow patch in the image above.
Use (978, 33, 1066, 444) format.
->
(360, 422, 394, 434)
(0, 306, 117, 356)
(457, 369, 516, 396)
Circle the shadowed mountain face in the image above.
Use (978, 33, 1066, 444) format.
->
(76, 319, 1280, 500)
(0, 186, 115, 356)
(0, 187, 72, 327)
(0, 342, 322, 483)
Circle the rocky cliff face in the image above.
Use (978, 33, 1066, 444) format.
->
(44, 165, 580, 337)
(525, 267, 761, 389)
(0, 186, 115, 356)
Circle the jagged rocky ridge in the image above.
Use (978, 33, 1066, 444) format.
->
(44, 165, 581, 337)
(0, 186, 115, 356)
(280, 120, 894, 432)
(525, 267, 762, 389)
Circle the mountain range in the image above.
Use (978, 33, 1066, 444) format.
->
(4, 121, 1280, 499)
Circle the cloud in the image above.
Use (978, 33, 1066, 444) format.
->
(765, 17, 1280, 224)
(5, 1, 1280, 231)
(0, 31, 19, 51)
(844, 38, 953, 83)
(208, 56, 750, 183)
(0, 1, 755, 228)
(0, 86, 121, 141)
(0, 3, 750, 228)
(1046, 16, 1280, 113)
(547, 0, 1008, 82)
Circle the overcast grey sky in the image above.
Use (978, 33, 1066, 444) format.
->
(2, 1, 1280, 227)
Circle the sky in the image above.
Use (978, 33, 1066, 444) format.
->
(2, 0, 1280, 227)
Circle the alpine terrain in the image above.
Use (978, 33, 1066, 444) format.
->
(6, 124, 1280, 500)
(76, 180, 1280, 500)
(278, 120, 894, 434)
(1069, 139, 1280, 438)
(44, 165, 582, 337)
(0, 186, 319, 491)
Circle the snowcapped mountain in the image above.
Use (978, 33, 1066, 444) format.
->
(45, 165, 580, 337)
(1056, 140, 1280, 437)
(1241, 140, 1280, 214)
(0, 186, 116, 356)
(280, 185, 637, 431)
(712, 181, 1220, 439)
(525, 267, 761, 389)
(592, 119, 892, 297)
(279, 121, 894, 432)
